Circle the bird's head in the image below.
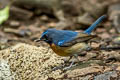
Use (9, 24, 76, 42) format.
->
(35, 29, 55, 44)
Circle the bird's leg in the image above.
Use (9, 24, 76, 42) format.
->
(63, 56, 74, 70)
(53, 55, 80, 70)
(63, 54, 80, 70)
(63, 60, 75, 70)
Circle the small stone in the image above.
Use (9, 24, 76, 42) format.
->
(94, 71, 118, 80)
(40, 15, 49, 21)
(116, 66, 120, 71)
(10, 21, 20, 27)
(0, 59, 14, 80)
(108, 3, 120, 33)
(76, 13, 94, 25)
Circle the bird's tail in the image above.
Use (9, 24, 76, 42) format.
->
(84, 15, 107, 34)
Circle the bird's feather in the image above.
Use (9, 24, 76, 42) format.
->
(59, 32, 97, 47)
(84, 15, 106, 34)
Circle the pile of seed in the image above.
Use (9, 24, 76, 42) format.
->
(0, 43, 65, 80)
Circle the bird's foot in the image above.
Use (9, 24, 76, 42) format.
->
(63, 61, 77, 70)
(52, 61, 77, 71)
(52, 66, 63, 71)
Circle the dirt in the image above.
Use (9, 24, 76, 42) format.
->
(0, 0, 120, 79)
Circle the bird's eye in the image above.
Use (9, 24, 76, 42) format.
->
(44, 35, 48, 39)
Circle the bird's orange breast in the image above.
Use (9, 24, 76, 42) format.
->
(50, 43, 72, 57)
(50, 42, 88, 57)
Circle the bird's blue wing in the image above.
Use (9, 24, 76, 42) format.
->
(58, 32, 97, 47)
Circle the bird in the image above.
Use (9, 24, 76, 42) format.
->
(35, 15, 106, 69)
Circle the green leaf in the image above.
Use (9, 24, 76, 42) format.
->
(0, 5, 9, 25)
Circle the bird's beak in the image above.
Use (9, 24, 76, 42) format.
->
(34, 37, 46, 42)
(34, 38, 42, 42)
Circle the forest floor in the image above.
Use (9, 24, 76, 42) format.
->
(1, 0, 120, 80)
